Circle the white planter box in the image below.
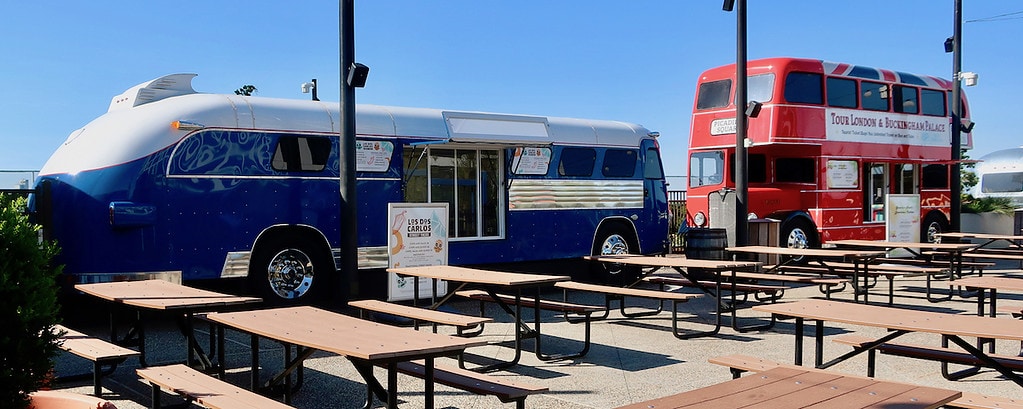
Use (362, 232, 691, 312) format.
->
(960, 212, 1014, 248)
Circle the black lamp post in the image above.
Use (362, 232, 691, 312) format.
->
(948, 0, 963, 233)
(723, 0, 749, 246)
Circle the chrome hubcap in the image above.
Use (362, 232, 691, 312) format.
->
(266, 249, 314, 299)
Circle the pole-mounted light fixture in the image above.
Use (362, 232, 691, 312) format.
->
(301, 79, 319, 101)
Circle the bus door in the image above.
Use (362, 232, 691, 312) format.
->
(894, 163, 918, 195)
(641, 139, 669, 242)
(866, 163, 889, 222)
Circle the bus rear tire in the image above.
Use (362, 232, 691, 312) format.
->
(922, 212, 948, 243)
(248, 233, 333, 305)
(589, 227, 641, 285)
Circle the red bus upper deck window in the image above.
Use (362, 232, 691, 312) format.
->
(862, 81, 889, 111)
(784, 72, 823, 104)
(893, 85, 919, 114)
(697, 79, 732, 110)
(827, 77, 858, 108)
(920, 89, 946, 116)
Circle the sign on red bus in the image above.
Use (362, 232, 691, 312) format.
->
(685, 57, 972, 248)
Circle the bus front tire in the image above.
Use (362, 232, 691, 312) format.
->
(589, 228, 640, 285)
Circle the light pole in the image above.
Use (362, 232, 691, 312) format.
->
(948, 0, 963, 233)
(339, 0, 369, 300)
(723, 0, 749, 246)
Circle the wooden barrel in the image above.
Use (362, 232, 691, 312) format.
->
(684, 228, 727, 260)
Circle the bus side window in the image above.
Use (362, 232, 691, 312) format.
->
(559, 148, 596, 177)
(784, 72, 822, 104)
(827, 77, 858, 108)
(272, 136, 331, 172)
(862, 81, 889, 111)
(921, 164, 948, 189)
(602, 149, 637, 177)
(920, 89, 946, 116)
(728, 153, 767, 183)
(893, 85, 918, 114)
(643, 147, 664, 179)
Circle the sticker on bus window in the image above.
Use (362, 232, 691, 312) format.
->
(511, 147, 551, 175)
(356, 140, 394, 172)
(826, 160, 858, 189)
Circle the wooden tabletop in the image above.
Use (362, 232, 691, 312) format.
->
(938, 232, 1023, 241)
(753, 299, 1023, 341)
(726, 245, 884, 259)
(955, 276, 1023, 291)
(75, 279, 261, 310)
(585, 255, 761, 270)
(615, 366, 960, 409)
(828, 239, 977, 251)
(387, 265, 570, 287)
(206, 306, 487, 361)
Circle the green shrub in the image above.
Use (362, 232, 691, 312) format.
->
(962, 195, 1016, 216)
(0, 194, 63, 409)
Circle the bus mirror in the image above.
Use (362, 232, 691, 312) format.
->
(745, 101, 762, 118)
(961, 120, 975, 133)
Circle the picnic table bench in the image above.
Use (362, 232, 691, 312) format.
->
(53, 324, 140, 397)
(766, 260, 948, 304)
(832, 334, 1023, 380)
(553, 280, 700, 339)
(137, 364, 295, 409)
(707, 354, 1023, 409)
(455, 289, 602, 361)
(389, 360, 548, 409)
(348, 299, 491, 336)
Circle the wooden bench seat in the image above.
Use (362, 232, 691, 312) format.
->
(54, 324, 140, 396)
(455, 289, 603, 361)
(768, 261, 947, 304)
(554, 280, 700, 337)
(391, 360, 547, 409)
(708, 353, 1023, 409)
(833, 334, 1023, 378)
(348, 299, 492, 336)
(641, 275, 789, 302)
(998, 303, 1023, 318)
(137, 364, 295, 409)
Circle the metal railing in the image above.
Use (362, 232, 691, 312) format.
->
(668, 190, 687, 253)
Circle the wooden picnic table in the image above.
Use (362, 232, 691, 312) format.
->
(753, 298, 1023, 387)
(955, 275, 1023, 317)
(387, 265, 572, 372)
(206, 305, 486, 409)
(727, 246, 885, 304)
(615, 366, 960, 409)
(74, 279, 261, 368)
(585, 255, 765, 337)
(829, 239, 979, 302)
(938, 232, 1023, 250)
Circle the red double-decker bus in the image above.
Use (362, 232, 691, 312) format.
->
(685, 57, 972, 248)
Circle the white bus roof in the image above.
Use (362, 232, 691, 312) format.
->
(42, 74, 655, 175)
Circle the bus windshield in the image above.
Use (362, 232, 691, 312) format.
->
(690, 151, 724, 187)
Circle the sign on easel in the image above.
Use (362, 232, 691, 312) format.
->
(885, 194, 920, 257)
(386, 203, 449, 301)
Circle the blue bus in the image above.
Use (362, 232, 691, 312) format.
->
(31, 73, 669, 303)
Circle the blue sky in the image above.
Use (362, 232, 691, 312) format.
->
(1, 1, 1021, 188)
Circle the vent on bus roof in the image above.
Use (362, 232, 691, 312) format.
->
(108, 73, 198, 113)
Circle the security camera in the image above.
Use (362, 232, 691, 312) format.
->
(301, 82, 315, 93)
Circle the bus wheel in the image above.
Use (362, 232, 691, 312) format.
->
(590, 229, 640, 285)
(780, 218, 817, 263)
(781, 218, 817, 249)
(922, 212, 948, 243)
(249, 235, 329, 304)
